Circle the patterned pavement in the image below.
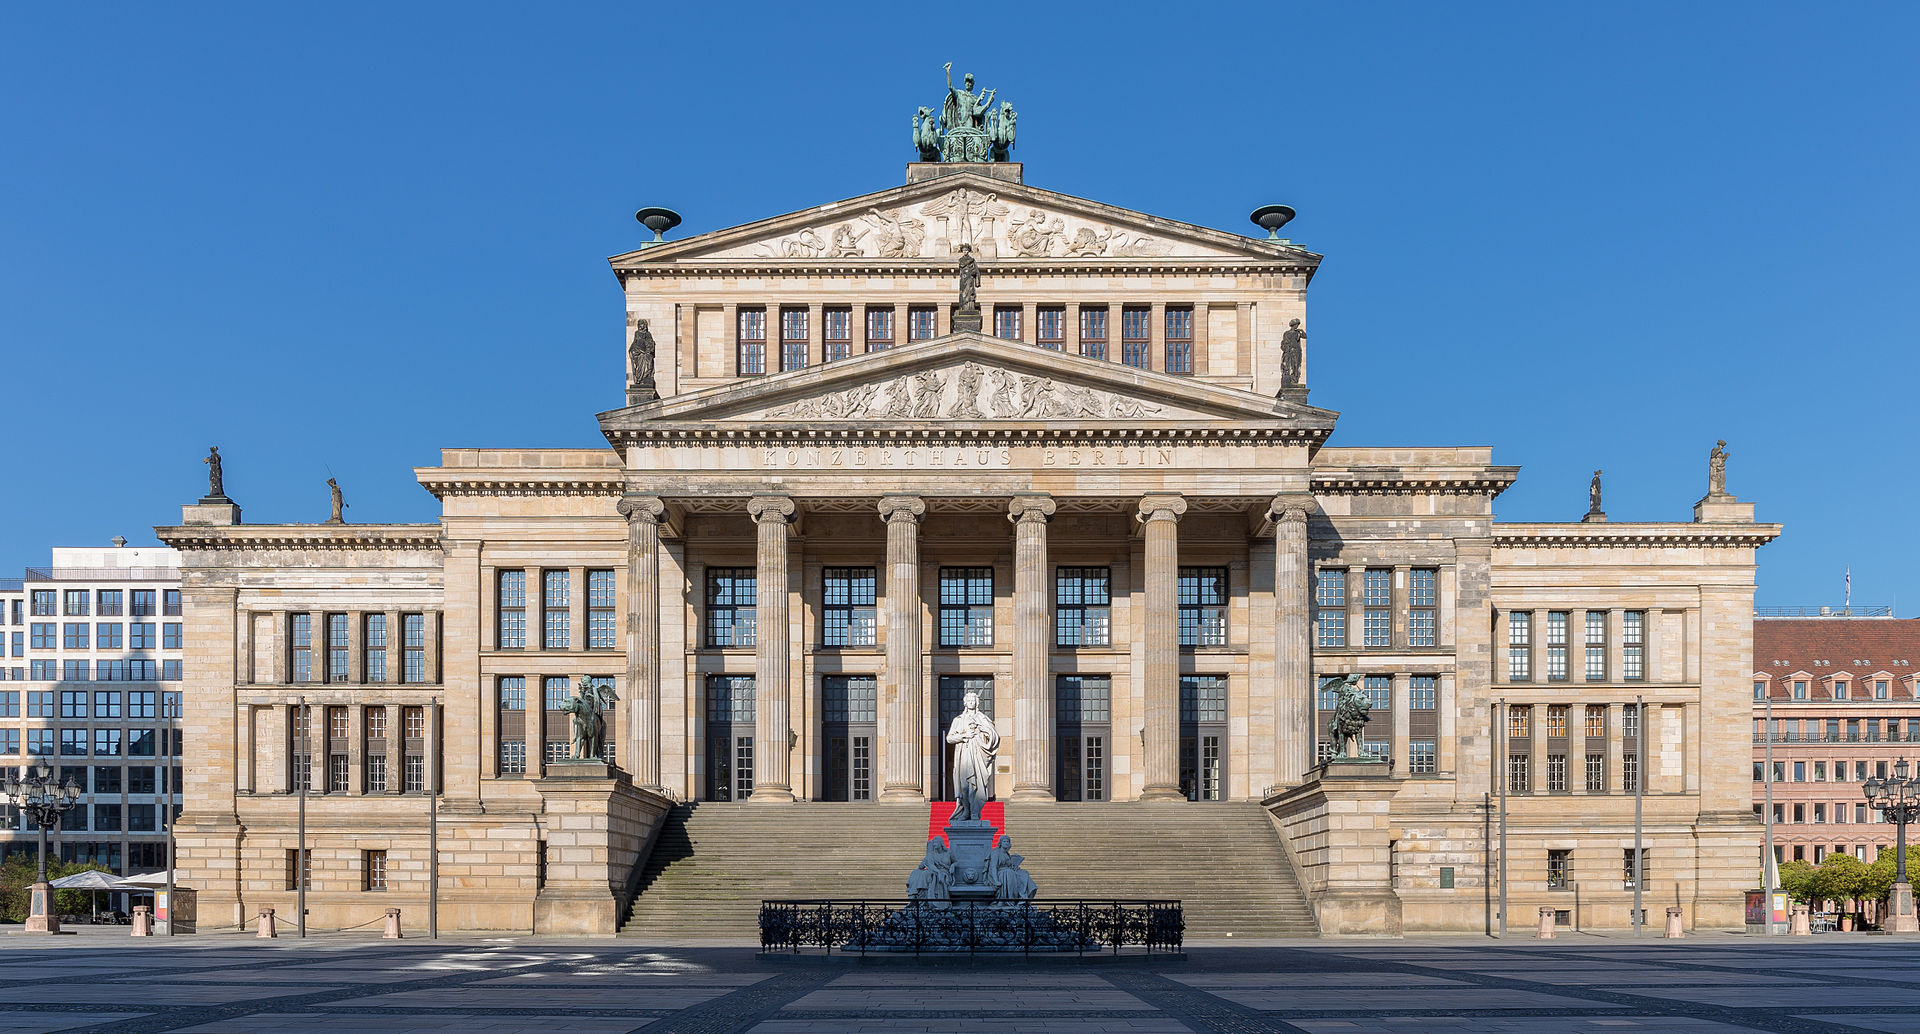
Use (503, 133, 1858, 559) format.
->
(0, 930, 1916, 1033)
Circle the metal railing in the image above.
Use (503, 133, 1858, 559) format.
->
(758, 898, 1183, 955)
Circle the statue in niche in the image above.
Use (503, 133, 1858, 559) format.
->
(944, 690, 999, 822)
(906, 838, 954, 901)
(560, 676, 618, 761)
(1588, 470, 1604, 514)
(1325, 673, 1371, 759)
(1280, 319, 1306, 389)
(956, 244, 979, 313)
(202, 446, 225, 499)
(1708, 439, 1730, 497)
(326, 478, 347, 524)
(628, 314, 658, 401)
(988, 835, 1038, 902)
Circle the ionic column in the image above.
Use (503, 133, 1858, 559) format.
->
(1009, 494, 1058, 802)
(879, 496, 926, 801)
(618, 495, 666, 789)
(1138, 494, 1187, 800)
(1269, 495, 1313, 786)
(748, 495, 797, 802)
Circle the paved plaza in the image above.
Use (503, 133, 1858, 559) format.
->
(0, 931, 1914, 1033)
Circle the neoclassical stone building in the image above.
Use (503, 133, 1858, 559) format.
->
(159, 157, 1778, 935)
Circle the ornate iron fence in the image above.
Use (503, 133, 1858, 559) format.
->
(758, 898, 1183, 955)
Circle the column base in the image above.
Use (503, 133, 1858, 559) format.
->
(1140, 785, 1185, 802)
(1007, 787, 1057, 803)
(748, 786, 796, 804)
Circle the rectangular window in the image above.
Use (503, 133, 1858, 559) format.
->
(1585, 611, 1607, 681)
(63, 623, 88, 650)
(1546, 611, 1569, 681)
(1120, 306, 1151, 369)
(993, 305, 1022, 341)
(162, 622, 181, 649)
(286, 849, 311, 891)
(587, 569, 616, 649)
(1547, 849, 1571, 889)
(497, 570, 526, 649)
(130, 622, 155, 650)
(1315, 569, 1347, 648)
(364, 849, 388, 891)
(1054, 567, 1112, 647)
(364, 613, 388, 682)
(64, 590, 89, 617)
(908, 305, 937, 341)
(822, 306, 852, 362)
(542, 571, 570, 650)
(1036, 305, 1065, 350)
(821, 567, 878, 647)
(1163, 306, 1193, 374)
(705, 568, 757, 647)
(163, 590, 181, 616)
(779, 307, 809, 371)
(1408, 569, 1437, 647)
(737, 307, 767, 375)
(1078, 306, 1109, 360)
(1623, 611, 1645, 680)
(131, 590, 156, 617)
(1409, 740, 1436, 774)
(97, 590, 122, 617)
(1179, 567, 1229, 647)
(290, 614, 312, 683)
(96, 623, 123, 650)
(865, 306, 894, 352)
(327, 613, 350, 683)
(1409, 676, 1437, 710)
(1586, 752, 1605, 792)
(938, 568, 994, 648)
(402, 615, 426, 683)
(1361, 569, 1391, 647)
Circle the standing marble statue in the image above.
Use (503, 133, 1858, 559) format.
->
(945, 690, 999, 821)
(561, 676, 618, 761)
(203, 446, 224, 498)
(326, 478, 347, 524)
(1588, 470, 1603, 514)
(1279, 319, 1305, 389)
(628, 314, 659, 402)
(1708, 439, 1729, 496)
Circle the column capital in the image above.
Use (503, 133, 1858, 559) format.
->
(747, 495, 796, 525)
(1136, 493, 1187, 525)
(1008, 494, 1057, 525)
(617, 494, 666, 523)
(1267, 493, 1315, 526)
(879, 495, 926, 523)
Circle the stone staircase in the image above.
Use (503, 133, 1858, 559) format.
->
(619, 800, 1317, 942)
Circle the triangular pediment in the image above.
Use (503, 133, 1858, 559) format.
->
(611, 172, 1319, 268)
(599, 334, 1338, 434)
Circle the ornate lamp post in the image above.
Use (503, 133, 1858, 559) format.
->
(1864, 758, 1920, 933)
(3, 760, 84, 933)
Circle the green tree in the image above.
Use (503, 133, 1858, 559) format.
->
(1777, 859, 1817, 903)
(1806, 853, 1872, 912)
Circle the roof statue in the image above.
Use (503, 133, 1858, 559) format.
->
(912, 63, 1017, 164)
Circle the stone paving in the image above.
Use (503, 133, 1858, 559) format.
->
(0, 929, 1916, 1033)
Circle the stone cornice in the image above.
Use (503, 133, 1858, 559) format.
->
(154, 524, 443, 551)
(1494, 522, 1784, 548)
(1312, 468, 1520, 497)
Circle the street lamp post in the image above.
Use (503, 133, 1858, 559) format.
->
(2, 760, 83, 933)
(1864, 758, 1920, 933)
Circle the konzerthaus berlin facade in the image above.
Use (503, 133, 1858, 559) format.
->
(157, 155, 1778, 936)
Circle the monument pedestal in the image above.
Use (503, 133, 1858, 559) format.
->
(23, 882, 58, 934)
(943, 820, 998, 901)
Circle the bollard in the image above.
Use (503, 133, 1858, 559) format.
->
(383, 908, 403, 940)
(1663, 906, 1684, 939)
(1536, 907, 1556, 939)
(257, 907, 278, 938)
(1790, 904, 1811, 936)
(131, 905, 153, 937)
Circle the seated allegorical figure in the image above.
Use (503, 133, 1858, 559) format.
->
(907, 837, 954, 902)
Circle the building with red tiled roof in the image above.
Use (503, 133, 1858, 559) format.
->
(1752, 613, 1920, 864)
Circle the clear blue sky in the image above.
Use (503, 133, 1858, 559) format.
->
(4, 3, 1914, 609)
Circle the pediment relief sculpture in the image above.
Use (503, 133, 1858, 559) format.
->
(757, 361, 1173, 422)
(705, 189, 1232, 262)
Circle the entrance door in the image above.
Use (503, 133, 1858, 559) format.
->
(937, 675, 995, 802)
(1179, 674, 1227, 801)
(823, 675, 878, 802)
(705, 674, 755, 801)
(1056, 674, 1111, 801)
